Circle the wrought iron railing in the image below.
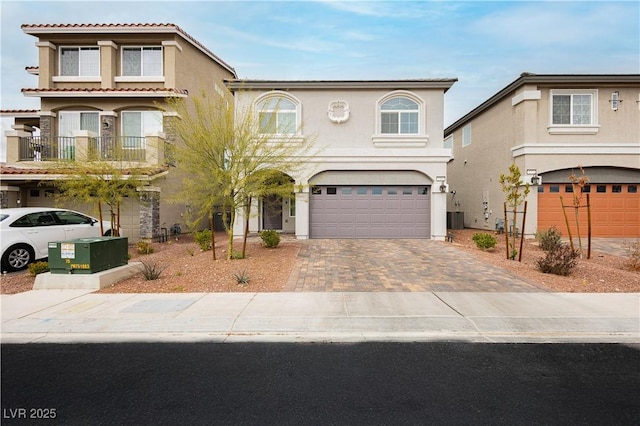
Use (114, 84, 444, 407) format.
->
(19, 136, 146, 162)
(89, 137, 146, 161)
(19, 136, 75, 161)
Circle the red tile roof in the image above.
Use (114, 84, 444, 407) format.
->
(21, 87, 189, 95)
(21, 23, 237, 77)
(1, 164, 170, 178)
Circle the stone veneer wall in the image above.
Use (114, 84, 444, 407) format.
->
(139, 189, 160, 240)
(40, 115, 52, 139)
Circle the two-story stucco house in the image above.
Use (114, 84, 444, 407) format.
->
(1, 23, 237, 239)
(226, 79, 457, 240)
(444, 73, 640, 238)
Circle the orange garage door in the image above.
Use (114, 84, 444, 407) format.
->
(538, 183, 639, 237)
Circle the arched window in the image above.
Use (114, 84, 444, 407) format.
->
(380, 96, 419, 134)
(257, 95, 298, 135)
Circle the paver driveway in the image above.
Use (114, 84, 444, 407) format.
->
(284, 239, 545, 292)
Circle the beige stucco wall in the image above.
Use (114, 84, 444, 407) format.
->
(446, 80, 640, 236)
(232, 86, 451, 240)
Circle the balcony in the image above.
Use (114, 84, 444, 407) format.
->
(7, 132, 168, 166)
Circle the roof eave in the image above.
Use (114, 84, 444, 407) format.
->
(445, 73, 640, 135)
(225, 79, 458, 92)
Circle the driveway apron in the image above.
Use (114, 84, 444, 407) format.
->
(285, 240, 545, 292)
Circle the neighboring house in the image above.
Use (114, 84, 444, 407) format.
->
(226, 79, 457, 240)
(1, 23, 237, 240)
(444, 73, 640, 238)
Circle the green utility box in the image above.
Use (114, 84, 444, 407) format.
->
(48, 237, 128, 274)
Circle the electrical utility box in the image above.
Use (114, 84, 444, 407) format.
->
(48, 237, 128, 274)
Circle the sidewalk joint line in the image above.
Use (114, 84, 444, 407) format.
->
(225, 293, 257, 342)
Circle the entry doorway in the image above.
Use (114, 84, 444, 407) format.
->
(262, 195, 283, 230)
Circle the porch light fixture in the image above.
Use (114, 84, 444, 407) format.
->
(530, 174, 540, 185)
(609, 91, 622, 111)
(439, 183, 447, 193)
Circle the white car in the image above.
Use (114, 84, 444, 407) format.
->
(0, 207, 116, 272)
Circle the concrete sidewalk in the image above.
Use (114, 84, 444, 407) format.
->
(2, 290, 638, 344)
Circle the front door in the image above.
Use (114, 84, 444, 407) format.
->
(262, 195, 283, 230)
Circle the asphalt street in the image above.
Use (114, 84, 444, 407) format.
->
(2, 342, 640, 425)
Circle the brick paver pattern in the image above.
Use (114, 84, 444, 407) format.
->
(285, 239, 546, 292)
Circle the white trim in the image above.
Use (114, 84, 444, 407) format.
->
(254, 91, 302, 136)
(114, 76, 166, 83)
(512, 143, 640, 157)
(97, 40, 117, 49)
(38, 111, 57, 117)
(371, 135, 428, 148)
(374, 90, 425, 137)
(511, 90, 541, 106)
(547, 125, 600, 135)
(549, 88, 598, 127)
(52, 76, 101, 83)
(35, 41, 56, 50)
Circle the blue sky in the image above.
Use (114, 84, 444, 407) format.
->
(1, 0, 639, 127)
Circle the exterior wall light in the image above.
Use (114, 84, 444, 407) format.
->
(610, 91, 622, 111)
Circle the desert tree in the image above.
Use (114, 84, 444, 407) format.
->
(499, 163, 530, 260)
(51, 145, 154, 237)
(165, 89, 315, 260)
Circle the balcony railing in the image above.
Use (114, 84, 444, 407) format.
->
(19, 136, 147, 162)
(19, 136, 76, 161)
(89, 137, 146, 161)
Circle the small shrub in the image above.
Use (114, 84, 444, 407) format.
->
(537, 244, 579, 276)
(140, 260, 166, 280)
(472, 232, 497, 251)
(186, 247, 195, 257)
(536, 226, 563, 252)
(28, 261, 49, 276)
(231, 251, 245, 260)
(194, 229, 212, 251)
(260, 229, 280, 248)
(233, 269, 250, 286)
(622, 240, 640, 271)
(136, 240, 154, 255)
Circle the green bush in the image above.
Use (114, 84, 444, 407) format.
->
(260, 229, 280, 248)
(194, 229, 213, 251)
(28, 261, 50, 276)
(536, 226, 563, 252)
(135, 240, 154, 255)
(472, 232, 497, 251)
(536, 244, 579, 276)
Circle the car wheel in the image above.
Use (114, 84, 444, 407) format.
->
(103, 229, 112, 236)
(1, 244, 34, 272)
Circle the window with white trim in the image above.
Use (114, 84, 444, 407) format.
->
(380, 97, 419, 134)
(257, 96, 297, 135)
(121, 111, 163, 148)
(551, 90, 597, 125)
(60, 47, 100, 76)
(462, 124, 471, 147)
(122, 47, 163, 77)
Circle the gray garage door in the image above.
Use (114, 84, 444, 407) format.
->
(309, 185, 430, 239)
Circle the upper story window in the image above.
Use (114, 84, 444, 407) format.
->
(257, 95, 298, 135)
(122, 47, 163, 77)
(549, 89, 599, 134)
(443, 135, 453, 149)
(60, 47, 100, 76)
(462, 124, 471, 147)
(380, 97, 419, 134)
